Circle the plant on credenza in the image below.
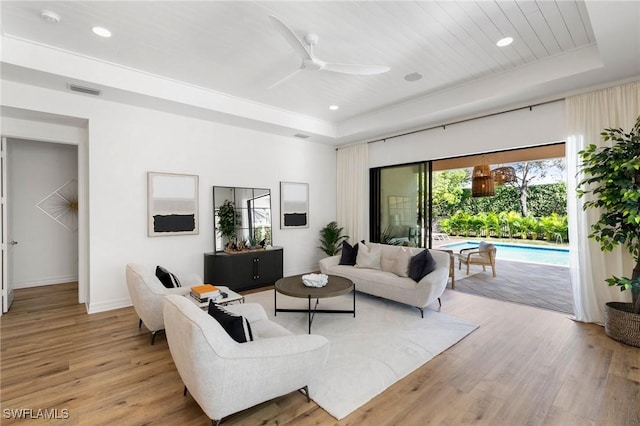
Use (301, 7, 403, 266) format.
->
(577, 114, 640, 347)
(217, 200, 236, 250)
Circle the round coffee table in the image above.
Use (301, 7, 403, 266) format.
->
(274, 274, 355, 333)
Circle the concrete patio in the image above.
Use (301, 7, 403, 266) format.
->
(449, 258, 573, 315)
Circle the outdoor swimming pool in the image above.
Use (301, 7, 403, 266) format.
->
(440, 241, 570, 267)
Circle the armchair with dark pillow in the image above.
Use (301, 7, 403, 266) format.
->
(163, 295, 329, 426)
(125, 263, 201, 344)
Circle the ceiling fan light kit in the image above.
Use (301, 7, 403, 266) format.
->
(268, 15, 390, 88)
(40, 10, 61, 24)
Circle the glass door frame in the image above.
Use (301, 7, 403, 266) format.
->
(369, 160, 434, 249)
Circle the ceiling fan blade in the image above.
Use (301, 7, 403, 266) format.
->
(267, 68, 303, 89)
(323, 62, 390, 75)
(269, 15, 313, 61)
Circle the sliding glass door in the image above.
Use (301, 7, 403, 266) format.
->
(370, 162, 430, 247)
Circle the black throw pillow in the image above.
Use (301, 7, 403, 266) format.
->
(155, 266, 181, 288)
(339, 240, 362, 265)
(408, 250, 437, 282)
(208, 303, 254, 343)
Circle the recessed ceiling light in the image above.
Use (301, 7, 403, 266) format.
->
(329, 105, 339, 111)
(40, 10, 61, 24)
(404, 72, 423, 82)
(92, 26, 112, 38)
(496, 37, 513, 47)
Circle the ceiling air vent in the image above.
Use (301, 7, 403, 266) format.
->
(293, 133, 310, 139)
(67, 84, 101, 96)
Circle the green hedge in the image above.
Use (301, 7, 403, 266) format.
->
(433, 183, 567, 218)
(438, 211, 568, 243)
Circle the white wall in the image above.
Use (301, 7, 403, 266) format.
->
(1, 81, 336, 313)
(7, 139, 78, 288)
(369, 101, 566, 168)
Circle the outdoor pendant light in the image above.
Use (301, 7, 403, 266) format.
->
(492, 166, 517, 185)
(471, 164, 495, 197)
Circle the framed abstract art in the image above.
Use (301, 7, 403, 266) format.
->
(148, 172, 199, 236)
(280, 181, 308, 228)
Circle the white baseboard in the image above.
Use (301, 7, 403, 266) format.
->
(13, 275, 79, 289)
(88, 297, 132, 314)
(285, 265, 319, 276)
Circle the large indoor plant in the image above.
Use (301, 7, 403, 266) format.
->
(577, 115, 640, 346)
(318, 221, 348, 256)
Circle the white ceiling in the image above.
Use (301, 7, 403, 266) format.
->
(1, 1, 639, 145)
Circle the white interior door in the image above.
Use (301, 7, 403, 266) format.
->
(2, 137, 14, 313)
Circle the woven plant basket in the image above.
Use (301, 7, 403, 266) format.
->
(604, 302, 640, 348)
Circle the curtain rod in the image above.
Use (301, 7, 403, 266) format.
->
(362, 98, 564, 146)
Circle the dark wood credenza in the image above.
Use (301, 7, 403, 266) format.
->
(203, 247, 283, 292)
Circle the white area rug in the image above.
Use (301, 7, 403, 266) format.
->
(244, 290, 478, 420)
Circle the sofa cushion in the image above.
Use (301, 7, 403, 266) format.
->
(355, 242, 381, 270)
(389, 247, 412, 277)
(408, 249, 437, 282)
(207, 303, 254, 343)
(327, 264, 417, 290)
(156, 265, 181, 288)
(339, 240, 359, 265)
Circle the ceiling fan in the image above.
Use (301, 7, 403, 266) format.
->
(268, 15, 390, 89)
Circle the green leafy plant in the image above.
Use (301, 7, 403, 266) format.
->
(577, 115, 640, 314)
(522, 216, 541, 240)
(438, 218, 452, 235)
(486, 212, 501, 238)
(247, 236, 258, 248)
(449, 211, 471, 237)
(217, 200, 236, 249)
(379, 225, 395, 245)
(318, 221, 348, 256)
(500, 211, 522, 239)
(469, 212, 486, 237)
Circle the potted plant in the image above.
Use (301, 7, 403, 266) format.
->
(318, 221, 348, 256)
(217, 200, 236, 250)
(577, 115, 640, 347)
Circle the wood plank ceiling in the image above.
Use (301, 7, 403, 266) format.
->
(1, 1, 596, 122)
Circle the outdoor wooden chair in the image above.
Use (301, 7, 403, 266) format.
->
(458, 241, 497, 277)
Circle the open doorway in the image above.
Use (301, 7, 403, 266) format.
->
(432, 152, 571, 314)
(3, 138, 79, 311)
(370, 143, 573, 314)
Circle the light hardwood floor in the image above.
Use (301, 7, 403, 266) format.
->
(1, 282, 638, 425)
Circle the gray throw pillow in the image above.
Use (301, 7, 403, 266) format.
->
(408, 250, 437, 282)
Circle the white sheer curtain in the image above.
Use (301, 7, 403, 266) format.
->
(336, 143, 368, 243)
(566, 80, 640, 323)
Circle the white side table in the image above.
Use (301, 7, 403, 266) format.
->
(187, 286, 245, 309)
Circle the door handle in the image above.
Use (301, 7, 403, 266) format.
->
(9, 240, 18, 245)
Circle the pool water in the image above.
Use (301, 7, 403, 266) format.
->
(440, 241, 569, 267)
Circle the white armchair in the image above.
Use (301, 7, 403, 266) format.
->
(163, 295, 330, 426)
(125, 263, 200, 344)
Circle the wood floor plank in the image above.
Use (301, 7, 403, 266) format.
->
(2, 283, 639, 425)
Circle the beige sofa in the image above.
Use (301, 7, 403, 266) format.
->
(319, 243, 450, 317)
